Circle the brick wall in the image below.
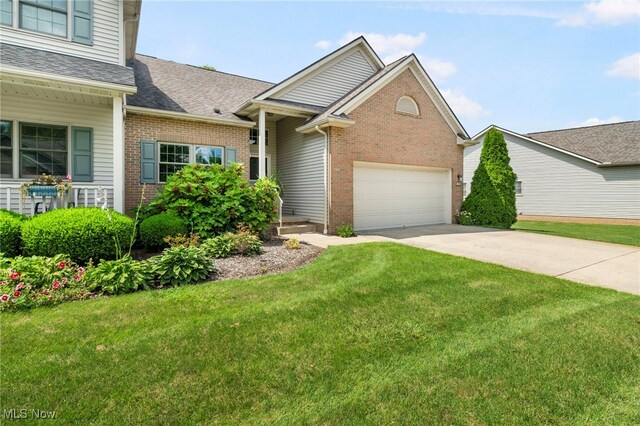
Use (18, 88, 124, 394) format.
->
(328, 68, 464, 232)
(124, 113, 251, 213)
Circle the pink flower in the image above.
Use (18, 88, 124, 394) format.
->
(62, 278, 68, 285)
(9, 272, 20, 280)
(15, 282, 24, 291)
(13, 290, 21, 297)
(1, 294, 8, 302)
(52, 281, 60, 290)
(78, 267, 85, 273)
(66, 174, 72, 180)
(74, 275, 81, 281)
(58, 261, 66, 269)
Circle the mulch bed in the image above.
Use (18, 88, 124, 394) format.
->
(132, 237, 324, 281)
(213, 238, 324, 281)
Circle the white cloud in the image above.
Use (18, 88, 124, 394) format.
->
(314, 40, 332, 50)
(606, 53, 640, 79)
(420, 56, 457, 82)
(575, 116, 624, 127)
(585, 0, 640, 24)
(557, 0, 640, 26)
(441, 89, 489, 119)
(338, 31, 427, 60)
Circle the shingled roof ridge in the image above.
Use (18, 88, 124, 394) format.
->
(527, 119, 639, 135)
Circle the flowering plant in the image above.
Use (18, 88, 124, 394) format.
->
(0, 253, 91, 311)
(19, 173, 72, 200)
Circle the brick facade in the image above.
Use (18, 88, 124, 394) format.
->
(328, 68, 464, 232)
(124, 113, 251, 213)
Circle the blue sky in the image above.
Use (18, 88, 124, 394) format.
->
(136, 1, 640, 136)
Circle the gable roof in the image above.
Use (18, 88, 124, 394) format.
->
(126, 54, 273, 125)
(253, 37, 384, 102)
(473, 121, 640, 166)
(526, 121, 640, 166)
(296, 54, 469, 138)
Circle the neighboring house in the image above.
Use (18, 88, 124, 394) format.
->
(464, 122, 640, 222)
(0, 0, 141, 212)
(125, 37, 469, 233)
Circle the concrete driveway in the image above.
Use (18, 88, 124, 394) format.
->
(289, 225, 640, 295)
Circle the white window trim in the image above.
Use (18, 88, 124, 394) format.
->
(396, 96, 420, 116)
(249, 153, 271, 181)
(157, 142, 225, 183)
(249, 128, 269, 146)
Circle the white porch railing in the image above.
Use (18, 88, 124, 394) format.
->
(1, 185, 113, 216)
(277, 194, 283, 228)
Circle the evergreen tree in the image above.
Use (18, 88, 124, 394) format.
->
(459, 128, 517, 228)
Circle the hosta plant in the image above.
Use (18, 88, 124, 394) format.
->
(85, 255, 154, 295)
(151, 246, 216, 287)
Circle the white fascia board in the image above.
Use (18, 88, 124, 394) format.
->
(255, 38, 384, 101)
(238, 99, 319, 117)
(477, 125, 602, 166)
(296, 117, 356, 134)
(0, 66, 137, 94)
(125, 105, 256, 128)
(334, 56, 469, 139)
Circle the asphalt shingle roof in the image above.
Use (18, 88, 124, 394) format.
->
(526, 120, 640, 165)
(0, 43, 135, 87)
(127, 54, 274, 122)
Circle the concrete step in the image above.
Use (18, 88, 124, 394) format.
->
(277, 223, 316, 235)
(273, 215, 310, 226)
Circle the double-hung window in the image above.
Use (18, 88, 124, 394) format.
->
(515, 181, 522, 195)
(20, 123, 67, 177)
(19, 0, 68, 37)
(159, 143, 190, 183)
(249, 128, 268, 146)
(158, 143, 224, 182)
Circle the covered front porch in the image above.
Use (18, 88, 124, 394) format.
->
(238, 99, 332, 232)
(0, 48, 135, 215)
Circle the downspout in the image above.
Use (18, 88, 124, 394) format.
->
(315, 125, 329, 234)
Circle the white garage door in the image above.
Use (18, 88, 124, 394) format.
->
(353, 162, 451, 231)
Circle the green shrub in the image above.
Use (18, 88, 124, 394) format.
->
(151, 246, 215, 287)
(201, 235, 235, 259)
(337, 224, 356, 238)
(163, 234, 200, 248)
(139, 212, 188, 249)
(201, 230, 263, 258)
(21, 208, 135, 264)
(0, 210, 26, 257)
(149, 163, 279, 238)
(284, 237, 300, 250)
(460, 128, 517, 229)
(86, 254, 154, 295)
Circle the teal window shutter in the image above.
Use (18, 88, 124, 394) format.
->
(72, 0, 92, 45)
(140, 140, 157, 183)
(72, 127, 93, 182)
(225, 147, 237, 166)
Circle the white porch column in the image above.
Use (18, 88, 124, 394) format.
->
(112, 96, 125, 212)
(258, 108, 266, 178)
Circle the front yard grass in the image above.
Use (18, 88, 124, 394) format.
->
(2, 243, 639, 424)
(513, 220, 640, 246)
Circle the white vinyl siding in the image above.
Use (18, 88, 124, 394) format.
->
(276, 117, 324, 223)
(278, 50, 376, 107)
(464, 133, 640, 219)
(0, 0, 120, 64)
(0, 91, 113, 212)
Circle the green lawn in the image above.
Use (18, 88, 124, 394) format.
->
(513, 220, 640, 246)
(2, 243, 639, 424)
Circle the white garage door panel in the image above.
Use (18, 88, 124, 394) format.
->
(354, 164, 450, 231)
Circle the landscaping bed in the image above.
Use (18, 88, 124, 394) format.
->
(214, 237, 323, 280)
